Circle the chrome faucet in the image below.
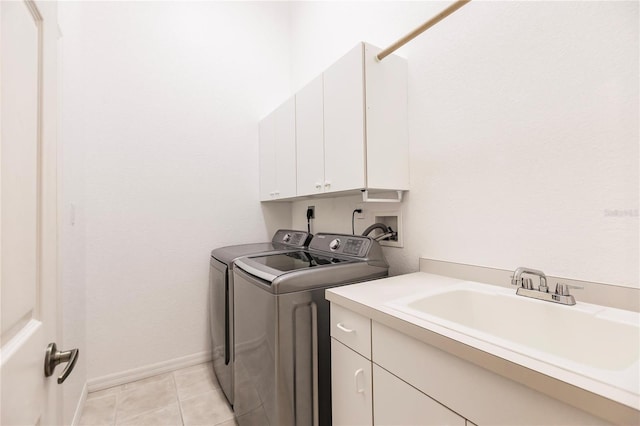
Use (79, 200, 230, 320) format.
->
(511, 266, 580, 306)
(511, 266, 548, 292)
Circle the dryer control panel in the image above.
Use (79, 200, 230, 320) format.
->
(272, 229, 311, 247)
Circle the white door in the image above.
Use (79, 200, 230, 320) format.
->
(1, 1, 65, 425)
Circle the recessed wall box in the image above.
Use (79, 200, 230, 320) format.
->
(373, 211, 403, 248)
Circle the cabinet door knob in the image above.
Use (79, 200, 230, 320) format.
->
(354, 368, 365, 393)
(324, 181, 331, 188)
(315, 183, 322, 190)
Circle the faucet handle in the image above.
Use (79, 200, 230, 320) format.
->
(522, 278, 534, 290)
(555, 283, 583, 296)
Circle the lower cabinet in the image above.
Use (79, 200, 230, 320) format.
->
(373, 365, 465, 426)
(330, 302, 611, 426)
(331, 338, 373, 426)
(331, 335, 467, 426)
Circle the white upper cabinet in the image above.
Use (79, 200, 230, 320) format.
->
(260, 42, 408, 201)
(363, 43, 409, 191)
(323, 44, 367, 193)
(323, 42, 409, 194)
(275, 98, 297, 198)
(259, 96, 296, 201)
(295, 75, 325, 196)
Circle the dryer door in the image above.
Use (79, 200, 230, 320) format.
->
(209, 256, 233, 405)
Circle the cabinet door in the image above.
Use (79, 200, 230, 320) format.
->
(296, 75, 325, 196)
(323, 43, 365, 192)
(331, 338, 372, 426)
(373, 365, 465, 426)
(363, 42, 409, 190)
(259, 111, 276, 201)
(274, 97, 296, 198)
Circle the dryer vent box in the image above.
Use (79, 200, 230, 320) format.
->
(374, 211, 403, 248)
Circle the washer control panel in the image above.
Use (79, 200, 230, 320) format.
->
(310, 234, 372, 258)
(342, 238, 365, 256)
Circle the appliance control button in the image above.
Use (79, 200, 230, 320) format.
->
(283, 233, 292, 243)
(329, 238, 341, 251)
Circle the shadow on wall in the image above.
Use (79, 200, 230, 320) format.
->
(261, 202, 294, 237)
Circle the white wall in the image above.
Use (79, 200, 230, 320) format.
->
(290, 1, 639, 287)
(59, 0, 292, 383)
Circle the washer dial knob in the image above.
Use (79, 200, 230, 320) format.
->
(329, 238, 341, 251)
(283, 233, 292, 243)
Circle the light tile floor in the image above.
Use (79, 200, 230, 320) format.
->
(79, 362, 237, 426)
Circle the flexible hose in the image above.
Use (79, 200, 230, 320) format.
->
(361, 223, 390, 237)
(374, 231, 397, 241)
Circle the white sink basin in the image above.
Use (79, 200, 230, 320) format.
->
(387, 282, 640, 396)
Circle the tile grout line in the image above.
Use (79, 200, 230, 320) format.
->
(173, 370, 187, 426)
(113, 374, 180, 425)
(84, 364, 221, 426)
(112, 389, 120, 426)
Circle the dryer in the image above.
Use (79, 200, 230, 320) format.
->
(209, 229, 311, 406)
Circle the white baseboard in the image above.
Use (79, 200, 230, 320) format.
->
(71, 382, 88, 426)
(87, 351, 211, 392)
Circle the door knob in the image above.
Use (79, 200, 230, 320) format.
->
(44, 342, 79, 384)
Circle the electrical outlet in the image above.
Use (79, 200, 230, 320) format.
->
(355, 204, 365, 219)
(307, 206, 315, 219)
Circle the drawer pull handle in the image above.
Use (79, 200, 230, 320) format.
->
(336, 323, 354, 333)
(354, 368, 365, 393)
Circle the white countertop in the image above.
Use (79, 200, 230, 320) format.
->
(326, 272, 640, 423)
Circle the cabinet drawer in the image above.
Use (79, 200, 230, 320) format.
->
(330, 303, 371, 359)
(373, 364, 465, 426)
